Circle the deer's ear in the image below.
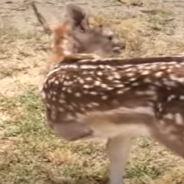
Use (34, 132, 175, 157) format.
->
(65, 3, 90, 31)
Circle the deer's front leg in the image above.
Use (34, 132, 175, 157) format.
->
(106, 135, 132, 184)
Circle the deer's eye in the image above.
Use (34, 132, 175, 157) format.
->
(107, 35, 113, 40)
(80, 27, 85, 33)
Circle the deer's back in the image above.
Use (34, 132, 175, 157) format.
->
(41, 56, 184, 140)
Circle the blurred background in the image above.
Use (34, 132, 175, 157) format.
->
(0, 1, 184, 184)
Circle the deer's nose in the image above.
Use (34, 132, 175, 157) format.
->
(113, 41, 126, 54)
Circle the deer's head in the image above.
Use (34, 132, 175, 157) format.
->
(31, 2, 125, 62)
(64, 3, 125, 56)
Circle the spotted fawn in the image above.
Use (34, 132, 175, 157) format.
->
(34, 2, 184, 184)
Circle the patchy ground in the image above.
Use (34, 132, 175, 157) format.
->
(1, 0, 184, 184)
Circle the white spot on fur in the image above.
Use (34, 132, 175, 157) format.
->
(180, 96, 184, 100)
(80, 65, 91, 69)
(97, 71, 103, 76)
(131, 82, 139, 87)
(127, 73, 134, 77)
(94, 81, 101, 86)
(175, 113, 183, 125)
(136, 91, 155, 96)
(101, 84, 108, 88)
(59, 99, 65, 104)
(116, 84, 125, 88)
(52, 96, 56, 101)
(41, 92, 46, 99)
(90, 91, 98, 95)
(167, 95, 176, 102)
(163, 80, 176, 87)
(67, 89, 72, 93)
(46, 103, 51, 109)
(117, 90, 125, 94)
(155, 72, 163, 77)
(164, 113, 174, 120)
(85, 77, 93, 81)
(102, 96, 108, 100)
(142, 70, 150, 75)
(58, 107, 64, 112)
(54, 80, 59, 85)
(114, 73, 121, 79)
(75, 92, 81, 97)
(129, 78, 136, 81)
(84, 85, 92, 89)
(144, 78, 152, 83)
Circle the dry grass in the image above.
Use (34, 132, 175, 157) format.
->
(117, 0, 144, 6)
(1, 90, 184, 184)
(92, 9, 184, 58)
(1, 2, 184, 184)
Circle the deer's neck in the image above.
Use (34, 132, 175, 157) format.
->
(47, 40, 71, 70)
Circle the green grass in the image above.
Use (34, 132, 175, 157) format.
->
(1, 1, 184, 183)
(0, 90, 184, 184)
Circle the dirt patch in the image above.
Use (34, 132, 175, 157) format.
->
(1, 2, 184, 183)
(1, 0, 184, 97)
(0, 0, 184, 33)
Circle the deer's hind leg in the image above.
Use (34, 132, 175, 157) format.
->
(150, 117, 184, 158)
(80, 107, 155, 184)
